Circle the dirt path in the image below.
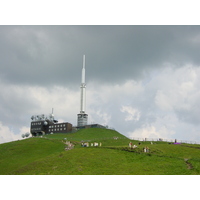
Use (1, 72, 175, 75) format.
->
(184, 158, 193, 169)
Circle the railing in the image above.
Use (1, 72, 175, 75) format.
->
(128, 137, 200, 144)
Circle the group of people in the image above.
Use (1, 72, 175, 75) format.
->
(128, 141, 150, 153)
(143, 146, 150, 153)
(65, 141, 74, 151)
(81, 142, 102, 147)
(128, 142, 138, 149)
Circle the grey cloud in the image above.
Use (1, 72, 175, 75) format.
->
(0, 83, 38, 128)
(1, 26, 200, 88)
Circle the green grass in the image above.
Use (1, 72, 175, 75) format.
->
(0, 137, 65, 174)
(45, 128, 127, 141)
(9, 148, 188, 175)
(1, 128, 200, 175)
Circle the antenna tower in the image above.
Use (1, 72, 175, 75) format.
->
(77, 55, 88, 126)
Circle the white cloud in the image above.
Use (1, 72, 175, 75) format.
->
(121, 106, 141, 121)
(152, 65, 200, 123)
(109, 65, 200, 142)
(19, 126, 31, 136)
(86, 65, 200, 142)
(0, 121, 21, 144)
(28, 85, 80, 121)
(128, 125, 175, 140)
(0, 81, 80, 123)
(96, 110, 111, 125)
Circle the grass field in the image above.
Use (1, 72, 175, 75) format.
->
(0, 128, 200, 175)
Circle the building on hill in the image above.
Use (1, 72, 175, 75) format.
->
(30, 114, 72, 136)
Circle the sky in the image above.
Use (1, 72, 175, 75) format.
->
(1, 25, 200, 144)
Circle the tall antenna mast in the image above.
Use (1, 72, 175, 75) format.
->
(80, 55, 86, 113)
(82, 55, 85, 84)
(77, 55, 88, 127)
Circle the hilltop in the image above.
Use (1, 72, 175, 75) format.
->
(45, 127, 127, 141)
(1, 128, 200, 175)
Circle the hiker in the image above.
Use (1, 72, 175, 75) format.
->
(129, 142, 132, 148)
(94, 142, 98, 147)
(143, 147, 149, 153)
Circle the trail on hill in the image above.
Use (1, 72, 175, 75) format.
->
(184, 158, 193, 169)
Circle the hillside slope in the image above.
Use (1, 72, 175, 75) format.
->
(1, 128, 200, 175)
(0, 137, 65, 174)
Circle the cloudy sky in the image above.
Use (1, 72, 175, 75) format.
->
(1, 25, 200, 144)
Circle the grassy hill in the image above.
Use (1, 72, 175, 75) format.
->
(1, 128, 200, 175)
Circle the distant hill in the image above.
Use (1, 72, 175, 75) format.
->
(1, 128, 200, 175)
